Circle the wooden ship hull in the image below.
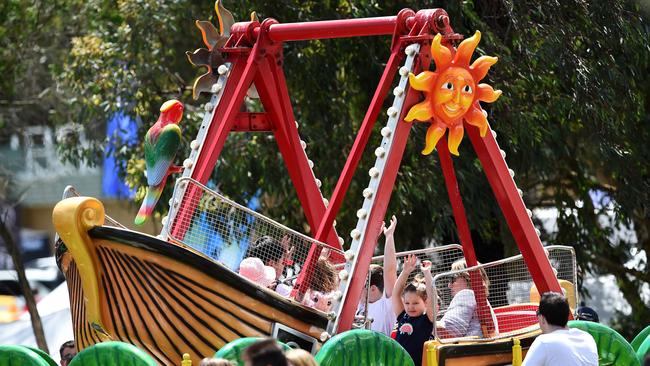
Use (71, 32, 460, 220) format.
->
(54, 197, 327, 365)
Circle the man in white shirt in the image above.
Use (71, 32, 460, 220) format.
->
(359, 215, 398, 336)
(523, 292, 598, 366)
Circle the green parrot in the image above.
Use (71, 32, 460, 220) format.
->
(134, 99, 184, 226)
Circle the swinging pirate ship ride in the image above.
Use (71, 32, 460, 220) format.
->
(52, 2, 581, 365)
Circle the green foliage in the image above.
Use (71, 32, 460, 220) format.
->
(4, 0, 648, 338)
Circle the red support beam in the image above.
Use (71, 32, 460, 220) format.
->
(436, 136, 495, 336)
(190, 52, 259, 184)
(290, 45, 406, 299)
(335, 106, 415, 333)
(231, 112, 272, 132)
(263, 16, 400, 42)
(313, 48, 404, 244)
(334, 50, 431, 330)
(436, 138, 478, 266)
(466, 124, 562, 294)
(252, 20, 341, 253)
(171, 48, 259, 240)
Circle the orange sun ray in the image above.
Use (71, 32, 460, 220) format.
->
(448, 124, 465, 156)
(470, 55, 498, 82)
(408, 71, 437, 92)
(477, 84, 502, 103)
(431, 34, 452, 70)
(465, 106, 488, 136)
(423, 121, 447, 155)
(453, 31, 481, 67)
(405, 97, 434, 122)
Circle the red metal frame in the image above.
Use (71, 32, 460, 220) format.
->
(467, 125, 562, 294)
(173, 7, 563, 334)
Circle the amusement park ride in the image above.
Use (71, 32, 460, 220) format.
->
(44, 2, 615, 366)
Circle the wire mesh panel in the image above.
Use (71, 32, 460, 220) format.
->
(372, 245, 465, 284)
(167, 178, 343, 312)
(432, 246, 577, 342)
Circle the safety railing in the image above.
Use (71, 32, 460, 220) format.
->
(166, 177, 344, 313)
(432, 245, 577, 342)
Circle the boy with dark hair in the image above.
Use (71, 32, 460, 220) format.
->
(246, 236, 287, 281)
(59, 340, 76, 366)
(242, 338, 288, 366)
(523, 292, 597, 366)
(358, 215, 398, 336)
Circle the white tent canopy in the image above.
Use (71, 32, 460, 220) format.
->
(0, 281, 73, 364)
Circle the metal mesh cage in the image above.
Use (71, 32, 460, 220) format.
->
(432, 246, 577, 341)
(167, 178, 343, 312)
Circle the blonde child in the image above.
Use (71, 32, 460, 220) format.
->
(302, 258, 339, 312)
(437, 258, 498, 338)
(390, 255, 435, 366)
(285, 348, 318, 366)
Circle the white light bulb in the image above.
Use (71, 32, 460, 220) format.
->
(217, 65, 229, 75)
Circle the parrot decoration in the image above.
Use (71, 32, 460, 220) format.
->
(134, 99, 184, 226)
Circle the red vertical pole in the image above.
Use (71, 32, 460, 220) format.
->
(334, 42, 431, 330)
(466, 124, 561, 293)
(171, 49, 258, 240)
(254, 57, 341, 249)
(292, 47, 405, 299)
(313, 49, 403, 243)
(335, 111, 414, 333)
(436, 139, 478, 266)
(436, 137, 495, 335)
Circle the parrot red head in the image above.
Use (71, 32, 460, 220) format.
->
(159, 99, 184, 125)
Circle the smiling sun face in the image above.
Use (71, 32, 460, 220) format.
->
(405, 31, 502, 156)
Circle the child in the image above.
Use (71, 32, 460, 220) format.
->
(285, 348, 318, 366)
(391, 255, 435, 366)
(301, 257, 339, 312)
(436, 258, 498, 338)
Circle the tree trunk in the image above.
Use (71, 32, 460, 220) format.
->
(0, 215, 49, 353)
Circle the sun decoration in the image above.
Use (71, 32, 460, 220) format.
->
(405, 31, 502, 156)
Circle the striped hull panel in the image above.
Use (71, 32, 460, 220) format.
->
(61, 232, 327, 365)
(65, 261, 104, 349)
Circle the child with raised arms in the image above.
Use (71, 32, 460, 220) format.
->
(391, 254, 435, 366)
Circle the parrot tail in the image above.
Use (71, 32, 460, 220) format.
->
(134, 184, 165, 226)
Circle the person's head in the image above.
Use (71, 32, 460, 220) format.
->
(448, 259, 490, 297)
(576, 306, 599, 323)
(285, 349, 318, 366)
(243, 338, 288, 366)
(402, 280, 428, 318)
(199, 358, 234, 366)
(59, 340, 76, 366)
(310, 258, 338, 293)
(368, 265, 384, 303)
(537, 292, 570, 333)
(247, 236, 285, 279)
